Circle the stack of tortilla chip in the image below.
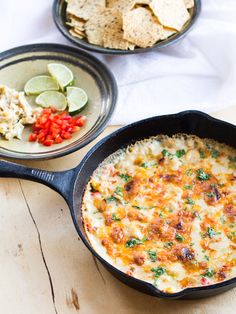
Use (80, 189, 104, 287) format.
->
(65, 0, 194, 50)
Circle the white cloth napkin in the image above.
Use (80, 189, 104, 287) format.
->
(1, 0, 236, 125)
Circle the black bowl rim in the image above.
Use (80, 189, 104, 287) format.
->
(52, 0, 202, 55)
(71, 110, 236, 299)
(0, 43, 118, 160)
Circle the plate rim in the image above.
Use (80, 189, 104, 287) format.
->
(0, 43, 118, 160)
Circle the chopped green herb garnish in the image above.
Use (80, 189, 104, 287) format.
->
(93, 210, 99, 214)
(207, 227, 216, 239)
(184, 185, 193, 190)
(175, 234, 185, 242)
(159, 212, 164, 218)
(227, 231, 236, 239)
(125, 238, 144, 248)
(220, 216, 226, 224)
(211, 149, 219, 158)
(185, 169, 193, 176)
(90, 183, 97, 192)
(206, 143, 220, 159)
(132, 205, 153, 210)
(147, 250, 157, 262)
(175, 149, 186, 158)
(151, 267, 166, 278)
(106, 196, 118, 203)
(194, 211, 201, 220)
(162, 149, 173, 159)
(162, 149, 169, 157)
(186, 198, 195, 205)
(206, 192, 215, 198)
(164, 242, 174, 249)
(140, 162, 149, 169)
(199, 150, 205, 159)
(140, 161, 157, 169)
(119, 174, 132, 182)
(111, 213, 121, 222)
(229, 156, 236, 163)
(197, 169, 210, 181)
(154, 279, 158, 288)
(133, 205, 144, 210)
(203, 269, 215, 278)
(204, 255, 210, 261)
(229, 156, 236, 169)
(190, 242, 195, 246)
(115, 186, 123, 197)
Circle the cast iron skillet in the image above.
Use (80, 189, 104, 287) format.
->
(1, 110, 236, 299)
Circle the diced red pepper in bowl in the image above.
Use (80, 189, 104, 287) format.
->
(28, 108, 86, 146)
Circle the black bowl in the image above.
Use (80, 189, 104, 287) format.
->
(52, 0, 201, 55)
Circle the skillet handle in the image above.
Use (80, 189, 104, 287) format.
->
(0, 159, 77, 204)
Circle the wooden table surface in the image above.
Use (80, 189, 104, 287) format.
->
(1, 107, 236, 314)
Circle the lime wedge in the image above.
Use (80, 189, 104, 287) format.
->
(48, 63, 74, 91)
(67, 87, 88, 114)
(24, 75, 59, 95)
(35, 91, 67, 111)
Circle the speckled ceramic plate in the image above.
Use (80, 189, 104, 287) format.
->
(52, 0, 201, 55)
(0, 44, 117, 160)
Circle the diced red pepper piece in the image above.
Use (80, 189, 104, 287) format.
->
(43, 139, 54, 146)
(75, 115, 86, 126)
(28, 133, 37, 142)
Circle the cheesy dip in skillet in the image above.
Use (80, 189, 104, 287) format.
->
(82, 134, 236, 293)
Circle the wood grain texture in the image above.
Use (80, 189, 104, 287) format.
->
(0, 109, 236, 314)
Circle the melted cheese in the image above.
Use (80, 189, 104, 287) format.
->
(82, 134, 236, 293)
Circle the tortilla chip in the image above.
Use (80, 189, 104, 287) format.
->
(67, 13, 85, 21)
(106, 0, 135, 12)
(73, 28, 85, 36)
(67, 0, 106, 20)
(66, 0, 85, 17)
(66, 16, 85, 30)
(103, 12, 135, 50)
(85, 9, 119, 45)
(160, 27, 177, 40)
(184, 0, 194, 9)
(69, 29, 84, 39)
(123, 7, 162, 48)
(149, 0, 190, 31)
